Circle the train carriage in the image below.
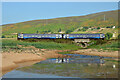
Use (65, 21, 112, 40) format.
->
(63, 34, 105, 39)
(18, 34, 62, 39)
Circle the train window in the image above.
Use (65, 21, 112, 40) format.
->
(70, 35, 72, 37)
(83, 35, 85, 37)
(87, 35, 89, 37)
(77, 35, 79, 37)
(97, 35, 99, 37)
(38, 35, 41, 37)
(89, 35, 92, 37)
(24, 35, 27, 37)
(79, 35, 82, 37)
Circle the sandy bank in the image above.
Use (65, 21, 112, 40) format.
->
(71, 49, 119, 58)
(1, 49, 67, 76)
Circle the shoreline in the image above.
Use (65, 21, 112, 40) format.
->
(1, 48, 119, 77)
(71, 49, 119, 58)
(1, 49, 68, 76)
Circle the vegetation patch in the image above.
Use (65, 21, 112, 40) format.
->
(2, 39, 81, 52)
(88, 39, 119, 51)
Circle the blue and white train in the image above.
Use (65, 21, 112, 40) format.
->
(63, 34, 105, 39)
(18, 34, 62, 39)
(17, 33, 105, 39)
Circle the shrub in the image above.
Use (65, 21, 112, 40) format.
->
(65, 30, 72, 34)
(58, 28, 61, 32)
(97, 27, 100, 29)
(1, 35, 6, 38)
(118, 34, 120, 39)
(105, 33, 113, 40)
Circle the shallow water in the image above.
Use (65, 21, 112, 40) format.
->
(2, 54, 118, 78)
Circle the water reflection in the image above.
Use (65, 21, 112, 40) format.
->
(15, 54, 118, 78)
(55, 58, 69, 63)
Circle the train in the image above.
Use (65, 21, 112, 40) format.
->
(17, 33, 105, 39)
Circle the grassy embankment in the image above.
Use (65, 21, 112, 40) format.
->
(2, 38, 119, 54)
(88, 39, 119, 51)
(58, 39, 119, 54)
(2, 39, 81, 52)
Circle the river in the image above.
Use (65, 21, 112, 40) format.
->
(2, 54, 118, 78)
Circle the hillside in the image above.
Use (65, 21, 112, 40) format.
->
(2, 10, 119, 38)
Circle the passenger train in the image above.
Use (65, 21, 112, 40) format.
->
(17, 33, 105, 39)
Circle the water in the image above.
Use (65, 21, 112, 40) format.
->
(2, 54, 118, 78)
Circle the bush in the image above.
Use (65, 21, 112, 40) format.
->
(118, 34, 120, 39)
(105, 33, 113, 40)
(1, 35, 6, 38)
(58, 28, 61, 32)
(97, 27, 100, 29)
(65, 30, 72, 34)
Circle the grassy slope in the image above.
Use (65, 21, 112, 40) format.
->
(2, 39, 81, 51)
(2, 39, 119, 51)
(88, 40, 119, 51)
(2, 10, 118, 37)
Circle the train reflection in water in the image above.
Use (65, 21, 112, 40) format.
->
(38, 56, 106, 65)
(56, 58, 69, 63)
